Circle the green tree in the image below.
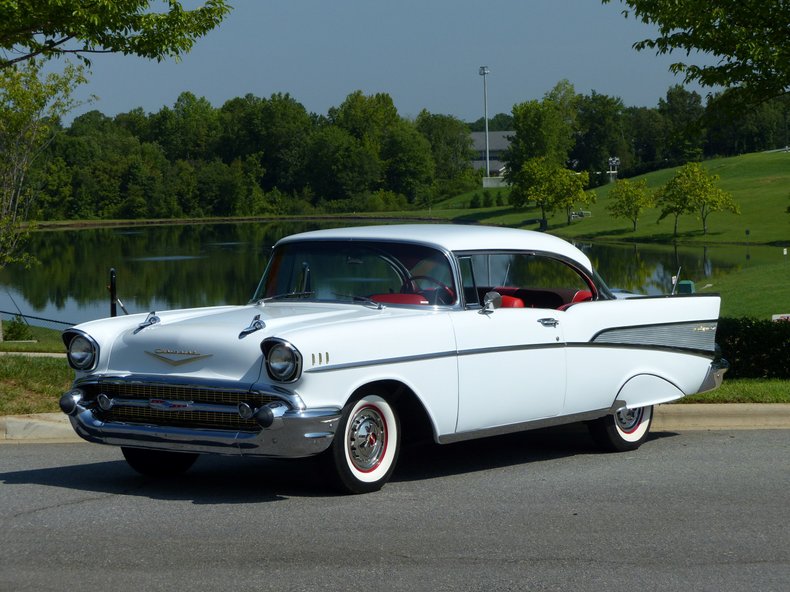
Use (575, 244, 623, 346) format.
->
(606, 178, 654, 231)
(217, 92, 316, 194)
(381, 121, 435, 203)
(505, 82, 577, 183)
(554, 169, 594, 226)
(510, 157, 590, 224)
(604, 0, 790, 106)
(469, 112, 514, 132)
(415, 110, 474, 182)
(572, 91, 629, 178)
(257, 93, 313, 193)
(705, 93, 789, 156)
(0, 60, 86, 266)
(304, 125, 380, 201)
(0, 0, 231, 68)
(624, 106, 666, 165)
(658, 85, 705, 161)
(329, 91, 400, 154)
(656, 162, 738, 236)
(150, 91, 220, 161)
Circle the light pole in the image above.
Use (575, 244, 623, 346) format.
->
(479, 66, 490, 178)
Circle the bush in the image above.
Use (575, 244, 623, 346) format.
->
(4, 315, 34, 341)
(716, 317, 790, 379)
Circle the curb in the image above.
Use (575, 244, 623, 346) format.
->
(2, 404, 789, 443)
(0, 413, 79, 443)
(652, 403, 790, 431)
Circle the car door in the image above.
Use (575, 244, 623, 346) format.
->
(451, 252, 577, 434)
(451, 305, 566, 433)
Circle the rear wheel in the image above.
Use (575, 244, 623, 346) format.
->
(325, 393, 400, 494)
(121, 447, 199, 477)
(588, 405, 653, 452)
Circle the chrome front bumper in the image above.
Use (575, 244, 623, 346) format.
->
(63, 395, 341, 458)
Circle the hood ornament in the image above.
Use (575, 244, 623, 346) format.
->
(134, 312, 160, 334)
(239, 314, 265, 339)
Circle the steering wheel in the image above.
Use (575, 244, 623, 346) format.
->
(408, 275, 455, 305)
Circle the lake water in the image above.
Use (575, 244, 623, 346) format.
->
(0, 220, 784, 327)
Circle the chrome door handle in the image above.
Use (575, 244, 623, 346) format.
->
(537, 318, 559, 328)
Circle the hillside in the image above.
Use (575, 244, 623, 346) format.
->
(435, 151, 790, 246)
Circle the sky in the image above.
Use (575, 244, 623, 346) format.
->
(62, 0, 713, 123)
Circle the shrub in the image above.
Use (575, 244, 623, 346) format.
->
(4, 315, 34, 341)
(716, 317, 790, 379)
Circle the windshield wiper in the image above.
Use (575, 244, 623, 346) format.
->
(331, 293, 384, 309)
(256, 291, 315, 304)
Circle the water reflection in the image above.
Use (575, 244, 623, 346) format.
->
(0, 221, 782, 326)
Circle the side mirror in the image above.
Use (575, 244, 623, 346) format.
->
(480, 291, 502, 315)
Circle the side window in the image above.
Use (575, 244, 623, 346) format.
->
(465, 252, 592, 309)
(458, 256, 479, 307)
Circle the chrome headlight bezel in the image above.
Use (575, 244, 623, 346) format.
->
(66, 331, 99, 371)
(261, 338, 302, 383)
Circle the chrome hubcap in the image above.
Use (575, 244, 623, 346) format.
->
(615, 407, 643, 432)
(348, 405, 386, 472)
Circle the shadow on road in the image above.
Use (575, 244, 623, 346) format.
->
(0, 423, 677, 502)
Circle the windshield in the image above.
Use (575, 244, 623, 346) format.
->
(253, 240, 457, 306)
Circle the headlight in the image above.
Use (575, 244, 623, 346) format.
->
(67, 333, 98, 371)
(262, 339, 302, 382)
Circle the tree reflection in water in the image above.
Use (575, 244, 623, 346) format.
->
(0, 221, 762, 325)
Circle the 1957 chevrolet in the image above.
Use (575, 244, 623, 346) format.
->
(60, 224, 727, 493)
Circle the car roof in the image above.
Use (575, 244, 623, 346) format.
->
(277, 224, 593, 272)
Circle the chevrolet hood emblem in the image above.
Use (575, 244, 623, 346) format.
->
(145, 349, 213, 366)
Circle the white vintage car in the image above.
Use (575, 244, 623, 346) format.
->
(61, 224, 727, 493)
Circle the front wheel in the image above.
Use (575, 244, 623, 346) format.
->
(588, 405, 653, 452)
(325, 393, 400, 494)
(121, 447, 199, 477)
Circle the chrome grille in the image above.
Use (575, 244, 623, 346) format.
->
(83, 382, 277, 431)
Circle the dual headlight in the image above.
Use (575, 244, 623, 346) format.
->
(65, 332, 99, 371)
(261, 338, 302, 382)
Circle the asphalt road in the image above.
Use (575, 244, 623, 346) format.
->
(1, 427, 789, 592)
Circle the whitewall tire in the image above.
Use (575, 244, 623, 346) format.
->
(327, 393, 400, 494)
(588, 405, 653, 452)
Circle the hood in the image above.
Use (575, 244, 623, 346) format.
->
(99, 302, 381, 382)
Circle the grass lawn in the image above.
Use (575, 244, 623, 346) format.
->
(0, 355, 72, 415)
(0, 322, 66, 353)
(681, 378, 790, 404)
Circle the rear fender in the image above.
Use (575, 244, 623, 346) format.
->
(615, 374, 685, 410)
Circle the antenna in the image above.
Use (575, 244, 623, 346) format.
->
(671, 267, 682, 295)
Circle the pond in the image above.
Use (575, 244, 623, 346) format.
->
(0, 220, 783, 327)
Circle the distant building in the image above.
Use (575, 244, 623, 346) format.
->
(470, 130, 513, 177)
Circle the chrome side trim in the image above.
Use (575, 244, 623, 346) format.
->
(304, 343, 567, 374)
(305, 349, 457, 373)
(438, 407, 613, 444)
(592, 320, 719, 353)
(567, 341, 716, 359)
